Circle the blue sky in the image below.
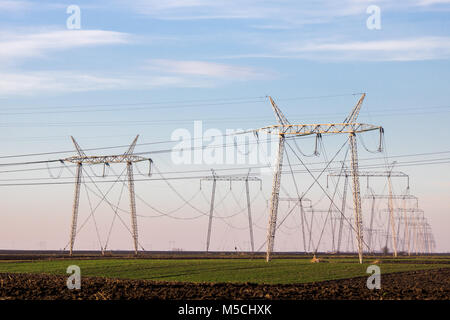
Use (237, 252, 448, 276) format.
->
(0, 0, 449, 252)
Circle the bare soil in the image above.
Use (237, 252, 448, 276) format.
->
(0, 268, 449, 300)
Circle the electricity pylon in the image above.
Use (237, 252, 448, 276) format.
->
(329, 170, 407, 254)
(200, 170, 262, 253)
(328, 170, 410, 256)
(64, 135, 151, 256)
(362, 194, 418, 253)
(383, 208, 433, 255)
(422, 221, 435, 254)
(258, 94, 382, 263)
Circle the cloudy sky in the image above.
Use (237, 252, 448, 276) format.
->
(0, 0, 449, 253)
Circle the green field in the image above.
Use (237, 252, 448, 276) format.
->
(1, 258, 449, 284)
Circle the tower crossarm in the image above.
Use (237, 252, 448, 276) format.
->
(304, 209, 340, 213)
(278, 197, 312, 207)
(257, 123, 381, 136)
(382, 208, 424, 213)
(278, 197, 311, 202)
(64, 154, 150, 164)
(329, 171, 408, 178)
(328, 171, 409, 190)
(200, 176, 261, 182)
(363, 194, 417, 200)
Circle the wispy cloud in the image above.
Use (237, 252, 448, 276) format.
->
(415, 0, 450, 6)
(145, 59, 268, 80)
(0, 0, 31, 11)
(0, 29, 131, 64)
(0, 72, 125, 94)
(124, 0, 450, 22)
(0, 29, 140, 94)
(220, 37, 450, 62)
(281, 37, 450, 61)
(125, 0, 268, 20)
(0, 71, 216, 95)
(0, 58, 272, 95)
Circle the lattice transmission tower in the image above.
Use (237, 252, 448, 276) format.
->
(64, 135, 152, 256)
(328, 170, 410, 256)
(362, 193, 417, 253)
(200, 170, 262, 253)
(257, 94, 382, 263)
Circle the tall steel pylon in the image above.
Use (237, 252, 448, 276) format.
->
(69, 162, 82, 256)
(200, 170, 262, 253)
(349, 132, 364, 263)
(258, 94, 382, 263)
(64, 135, 152, 256)
(127, 161, 139, 255)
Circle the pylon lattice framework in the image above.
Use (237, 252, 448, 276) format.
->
(328, 170, 410, 257)
(200, 170, 262, 253)
(64, 135, 152, 256)
(259, 94, 383, 263)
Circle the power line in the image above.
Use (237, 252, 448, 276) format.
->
(0, 129, 260, 160)
(2, 105, 450, 125)
(0, 93, 361, 113)
(0, 154, 449, 186)
(0, 146, 449, 174)
(0, 96, 265, 112)
(0, 125, 449, 166)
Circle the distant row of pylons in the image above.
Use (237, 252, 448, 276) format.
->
(63, 94, 435, 262)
